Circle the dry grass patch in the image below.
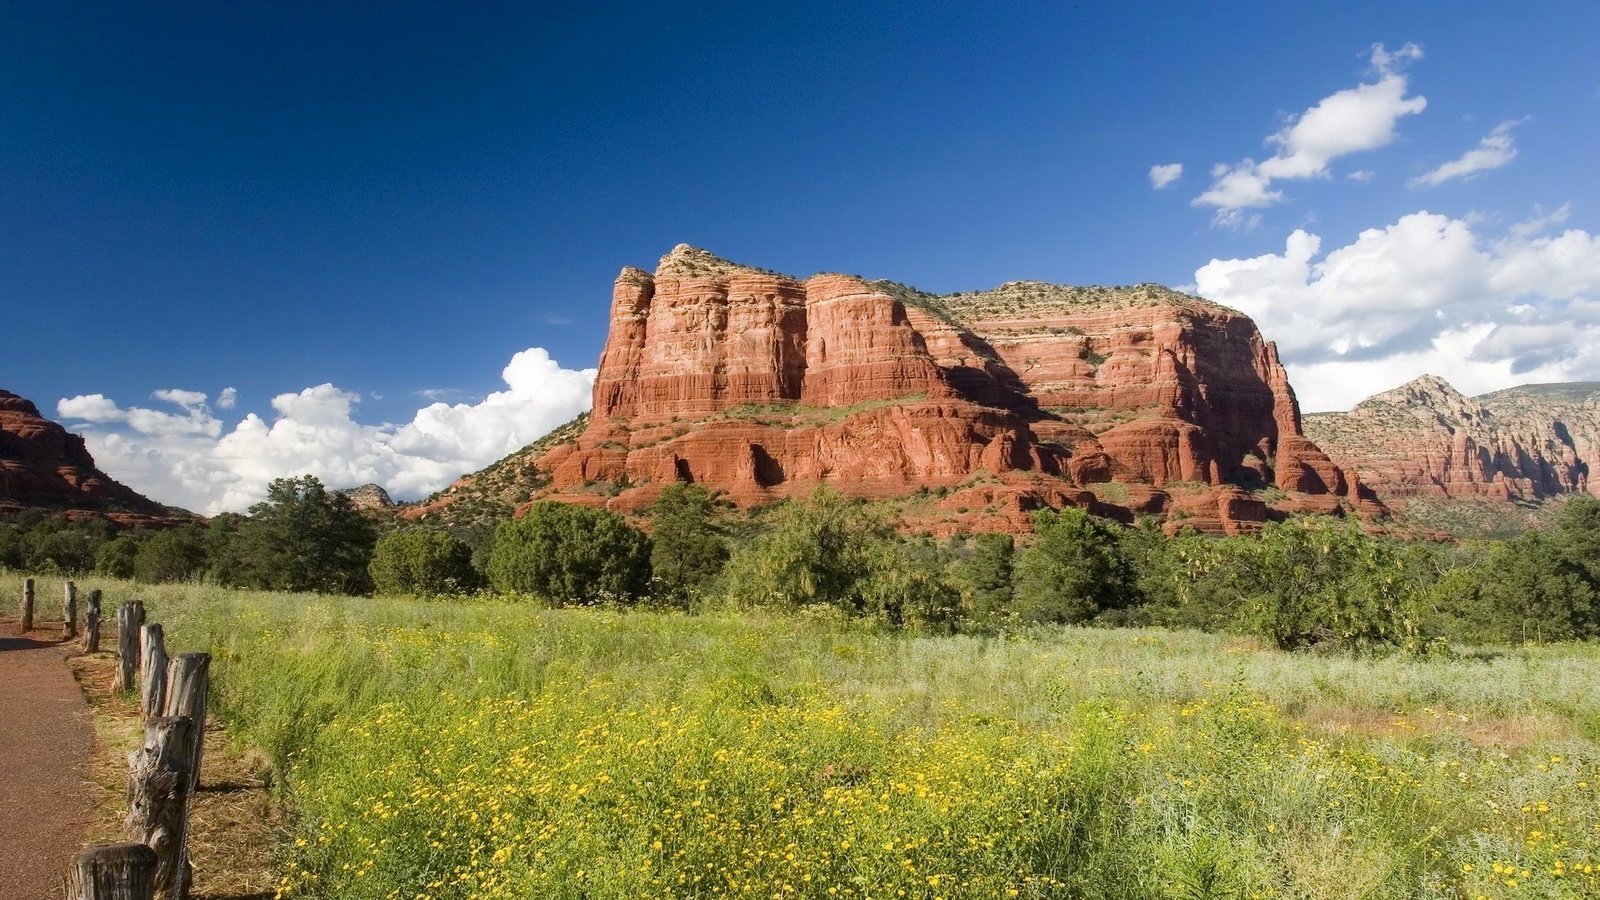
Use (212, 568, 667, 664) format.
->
(68, 652, 283, 899)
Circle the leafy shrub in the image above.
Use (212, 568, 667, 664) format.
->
(133, 525, 208, 583)
(719, 488, 960, 630)
(647, 484, 728, 606)
(369, 528, 480, 597)
(1012, 507, 1137, 624)
(487, 501, 651, 604)
(95, 534, 141, 578)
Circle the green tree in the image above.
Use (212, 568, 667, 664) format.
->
(719, 487, 886, 611)
(487, 501, 651, 604)
(956, 532, 1014, 623)
(1236, 519, 1427, 651)
(1459, 531, 1598, 643)
(219, 476, 378, 594)
(1552, 496, 1600, 585)
(133, 525, 209, 583)
(369, 528, 480, 596)
(648, 484, 728, 606)
(858, 536, 962, 632)
(21, 518, 113, 573)
(95, 534, 142, 578)
(1011, 507, 1137, 624)
(0, 525, 23, 569)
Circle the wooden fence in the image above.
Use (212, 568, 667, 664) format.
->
(16, 578, 213, 900)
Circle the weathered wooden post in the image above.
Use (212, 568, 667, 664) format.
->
(163, 653, 210, 793)
(64, 580, 79, 639)
(64, 843, 157, 900)
(84, 589, 104, 653)
(115, 600, 147, 692)
(124, 716, 194, 900)
(21, 577, 35, 632)
(140, 625, 168, 720)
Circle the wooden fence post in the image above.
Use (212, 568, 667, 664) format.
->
(115, 601, 147, 692)
(140, 625, 168, 720)
(21, 577, 34, 632)
(163, 653, 210, 794)
(64, 580, 78, 639)
(84, 589, 104, 653)
(64, 843, 157, 900)
(124, 716, 194, 900)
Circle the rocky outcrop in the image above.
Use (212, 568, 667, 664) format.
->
(501, 245, 1377, 534)
(338, 483, 395, 511)
(0, 389, 186, 525)
(1305, 376, 1600, 502)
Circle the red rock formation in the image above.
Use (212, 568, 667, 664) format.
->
(1305, 376, 1600, 503)
(517, 245, 1376, 534)
(0, 390, 186, 525)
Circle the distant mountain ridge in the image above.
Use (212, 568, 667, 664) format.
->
(404, 244, 1381, 534)
(0, 389, 190, 525)
(1305, 376, 1600, 503)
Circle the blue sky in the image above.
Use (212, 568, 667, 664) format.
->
(4, 2, 1598, 511)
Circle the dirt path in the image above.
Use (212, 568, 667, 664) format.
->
(0, 622, 93, 900)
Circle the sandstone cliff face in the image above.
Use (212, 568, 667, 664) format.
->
(510, 245, 1376, 534)
(1305, 376, 1600, 502)
(0, 389, 183, 525)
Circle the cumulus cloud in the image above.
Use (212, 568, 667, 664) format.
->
(1410, 119, 1524, 188)
(57, 347, 596, 515)
(217, 387, 237, 410)
(58, 390, 223, 438)
(1194, 207, 1600, 411)
(1148, 163, 1183, 189)
(1194, 43, 1427, 225)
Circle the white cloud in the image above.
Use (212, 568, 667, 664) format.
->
(1194, 207, 1600, 411)
(1410, 118, 1524, 188)
(57, 347, 596, 515)
(1346, 170, 1375, 182)
(57, 394, 123, 422)
(1194, 43, 1427, 224)
(1148, 163, 1183, 189)
(58, 390, 223, 438)
(217, 387, 237, 410)
(1508, 202, 1570, 240)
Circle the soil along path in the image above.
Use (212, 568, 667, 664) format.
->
(0, 622, 94, 900)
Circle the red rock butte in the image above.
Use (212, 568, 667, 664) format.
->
(0, 389, 184, 525)
(523, 245, 1381, 534)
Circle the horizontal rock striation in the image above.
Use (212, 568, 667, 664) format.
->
(0, 389, 186, 525)
(1305, 376, 1600, 502)
(505, 244, 1378, 534)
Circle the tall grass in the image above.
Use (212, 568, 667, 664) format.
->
(6, 573, 1598, 898)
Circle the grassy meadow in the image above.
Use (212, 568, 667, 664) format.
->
(6, 573, 1600, 899)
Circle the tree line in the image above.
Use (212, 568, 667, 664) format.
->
(4, 475, 1598, 650)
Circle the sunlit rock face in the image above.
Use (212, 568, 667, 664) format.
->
(492, 245, 1375, 534)
(0, 389, 187, 524)
(1306, 376, 1600, 502)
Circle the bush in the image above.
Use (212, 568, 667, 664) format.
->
(648, 484, 728, 606)
(719, 489, 961, 630)
(133, 526, 208, 583)
(21, 518, 113, 574)
(487, 502, 651, 604)
(369, 529, 480, 597)
(95, 534, 142, 577)
(1236, 520, 1428, 651)
(1012, 507, 1137, 624)
(0, 525, 24, 569)
(955, 532, 1014, 623)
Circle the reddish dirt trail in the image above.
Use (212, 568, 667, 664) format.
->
(0, 622, 93, 900)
